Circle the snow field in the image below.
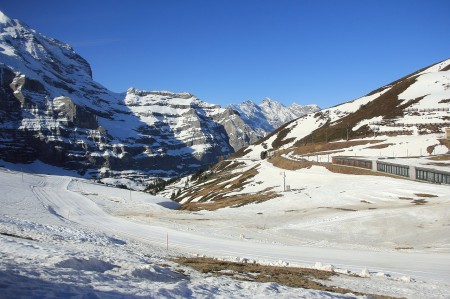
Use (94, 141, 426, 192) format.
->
(1, 164, 450, 298)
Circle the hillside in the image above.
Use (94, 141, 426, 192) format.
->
(242, 58, 450, 160)
(163, 58, 450, 208)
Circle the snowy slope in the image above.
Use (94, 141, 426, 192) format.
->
(241, 58, 450, 159)
(1, 165, 450, 298)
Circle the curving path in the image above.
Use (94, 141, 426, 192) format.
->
(32, 175, 450, 283)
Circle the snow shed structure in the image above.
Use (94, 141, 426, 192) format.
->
(332, 156, 450, 185)
(331, 156, 372, 170)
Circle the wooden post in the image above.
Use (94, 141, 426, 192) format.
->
(166, 232, 169, 251)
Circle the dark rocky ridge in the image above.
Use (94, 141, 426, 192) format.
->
(1, 11, 306, 184)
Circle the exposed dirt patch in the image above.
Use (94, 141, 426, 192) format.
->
(365, 143, 394, 149)
(231, 148, 252, 159)
(272, 126, 295, 149)
(268, 156, 313, 170)
(438, 139, 450, 150)
(295, 76, 423, 146)
(414, 193, 438, 198)
(180, 190, 279, 211)
(412, 199, 428, 205)
(427, 154, 450, 161)
(176, 161, 255, 205)
(173, 257, 399, 299)
(399, 197, 414, 200)
(427, 145, 437, 154)
(291, 140, 381, 155)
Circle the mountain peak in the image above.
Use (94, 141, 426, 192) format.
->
(0, 10, 13, 26)
(261, 97, 277, 105)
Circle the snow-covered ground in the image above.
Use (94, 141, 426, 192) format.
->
(1, 162, 450, 298)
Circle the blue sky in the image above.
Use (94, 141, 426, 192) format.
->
(1, 0, 449, 108)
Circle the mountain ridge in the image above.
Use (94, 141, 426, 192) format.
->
(163, 57, 450, 208)
(229, 98, 319, 137)
(0, 10, 317, 187)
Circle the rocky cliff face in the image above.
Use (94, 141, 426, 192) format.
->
(229, 98, 320, 137)
(0, 10, 278, 182)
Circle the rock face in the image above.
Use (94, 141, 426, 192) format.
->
(229, 98, 320, 137)
(1, 10, 310, 181)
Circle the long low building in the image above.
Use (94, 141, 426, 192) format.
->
(332, 156, 450, 185)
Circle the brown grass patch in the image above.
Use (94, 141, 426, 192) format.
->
(426, 162, 450, 167)
(365, 143, 394, 149)
(427, 154, 450, 161)
(173, 257, 399, 299)
(271, 126, 295, 149)
(427, 145, 437, 154)
(414, 193, 438, 198)
(293, 74, 426, 147)
(268, 156, 313, 170)
(180, 190, 279, 211)
(399, 197, 414, 200)
(292, 140, 381, 155)
(438, 139, 450, 150)
(412, 199, 428, 205)
(231, 148, 252, 159)
(176, 162, 257, 205)
(395, 247, 413, 250)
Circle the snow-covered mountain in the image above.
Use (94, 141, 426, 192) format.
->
(165, 57, 450, 210)
(241, 58, 450, 159)
(229, 99, 320, 137)
(0, 10, 279, 182)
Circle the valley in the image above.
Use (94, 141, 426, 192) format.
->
(1, 8, 450, 299)
(1, 164, 450, 298)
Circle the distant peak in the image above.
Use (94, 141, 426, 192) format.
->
(0, 10, 12, 25)
(242, 99, 256, 105)
(261, 97, 273, 103)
